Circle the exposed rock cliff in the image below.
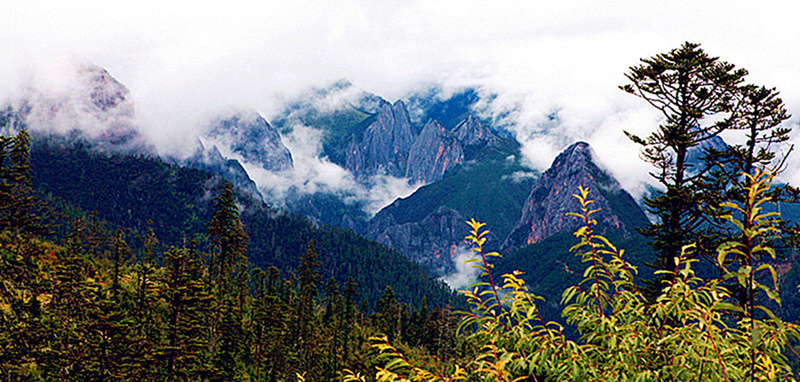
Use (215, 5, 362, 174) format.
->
(502, 141, 649, 252)
(405, 120, 464, 185)
(369, 205, 467, 275)
(203, 109, 293, 172)
(345, 100, 416, 178)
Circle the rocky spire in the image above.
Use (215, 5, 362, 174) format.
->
(345, 99, 416, 179)
(204, 109, 293, 172)
(502, 142, 649, 252)
(405, 120, 464, 185)
(452, 116, 499, 148)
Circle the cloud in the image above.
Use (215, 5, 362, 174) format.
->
(439, 246, 482, 291)
(239, 122, 419, 215)
(3, 0, 799, 202)
(501, 170, 539, 184)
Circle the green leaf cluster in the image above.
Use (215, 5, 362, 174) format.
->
(358, 178, 800, 381)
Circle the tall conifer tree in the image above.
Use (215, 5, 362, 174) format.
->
(621, 42, 747, 278)
(207, 182, 248, 296)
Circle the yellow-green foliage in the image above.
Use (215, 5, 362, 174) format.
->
(351, 171, 800, 381)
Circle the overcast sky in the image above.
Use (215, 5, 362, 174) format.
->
(2, 0, 799, 196)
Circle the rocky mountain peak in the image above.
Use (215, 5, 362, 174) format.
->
(5, 63, 151, 155)
(550, 141, 593, 172)
(345, 99, 416, 179)
(406, 120, 464, 185)
(502, 141, 648, 252)
(452, 116, 499, 147)
(203, 109, 293, 173)
(78, 64, 132, 113)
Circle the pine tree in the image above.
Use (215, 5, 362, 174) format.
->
(0, 231, 52, 378)
(341, 276, 359, 365)
(322, 276, 344, 379)
(294, 240, 322, 379)
(207, 182, 249, 297)
(110, 228, 130, 302)
(128, 223, 162, 380)
(0, 129, 46, 237)
(621, 42, 748, 279)
(249, 267, 290, 381)
(205, 183, 249, 381)
(158, 245, 214, 382)
(703, 84, 793, 315)
(0, 135, 13, 217)
(297, 240, 321, 308)
(45, 221, 100, 380)
(375, 285, 403, 343)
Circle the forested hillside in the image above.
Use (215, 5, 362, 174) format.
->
(0, 127, 467, 380)
(28, 139, 460, 310)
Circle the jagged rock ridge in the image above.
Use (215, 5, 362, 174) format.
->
(3, 63, 152, 155)
(345, 100, 416, 179)
(202, 109, 293, 173)
(502, 141, 649, 252)
(405, 120, 464, 185)
(340, 101, 507, 187)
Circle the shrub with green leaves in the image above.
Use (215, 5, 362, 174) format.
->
(348, 171, 800, 381)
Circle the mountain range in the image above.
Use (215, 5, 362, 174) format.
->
(1, 63, 651, 275)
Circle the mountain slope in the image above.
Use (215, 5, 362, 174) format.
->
(366, 160, 537, 275)
(28, 140, 459, 308)
(503, 141, 649, 252)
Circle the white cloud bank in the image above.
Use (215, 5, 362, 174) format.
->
(2, 0, 799, 198)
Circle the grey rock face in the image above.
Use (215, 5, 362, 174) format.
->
(452, 116, 499, 148)
(184, 142, 261, 198)
(9, 64, 153, 156)
(502, 142, 649, 252)
(79, 64, 131, 112)
(345, 100, 415, 178)
(406, 120, 464, 185)
(204, 109, 293, 172)
(368, 205, 466, 276)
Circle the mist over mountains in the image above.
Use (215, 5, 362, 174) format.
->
(5, 56, 800, 303)
(1, 62, 663, 287)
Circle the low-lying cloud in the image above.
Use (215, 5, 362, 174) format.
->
(239, 122, 420, 215)
(440, 245, 482, 291)
(3, 0, 799, 205)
